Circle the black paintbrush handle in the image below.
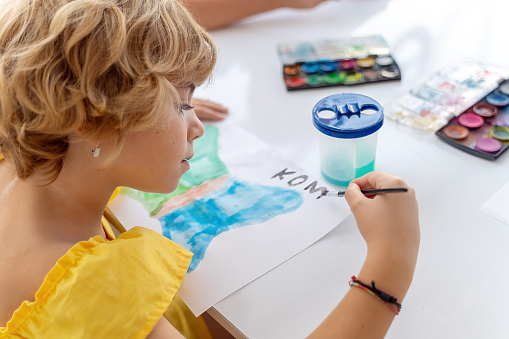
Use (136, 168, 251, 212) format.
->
(333, 187, 408, 197)
(360, 188, 408, 195)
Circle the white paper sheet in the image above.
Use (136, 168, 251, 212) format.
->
(480, 181, 509, 225)
(108, 121, 351, 316)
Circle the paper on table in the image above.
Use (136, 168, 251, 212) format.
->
(480, 180, 509, 225)
(108, 121, 351, 316)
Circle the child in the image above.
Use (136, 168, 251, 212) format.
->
(0, 0, 419, 338)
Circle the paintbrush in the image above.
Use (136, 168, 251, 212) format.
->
(323, 187, 408, 197)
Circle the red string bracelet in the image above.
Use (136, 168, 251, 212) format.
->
(349, 276, 401, 315)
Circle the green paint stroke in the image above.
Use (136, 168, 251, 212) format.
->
(120, 125, 230, 215)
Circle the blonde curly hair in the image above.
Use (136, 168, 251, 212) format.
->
(0, 0, 216, 181)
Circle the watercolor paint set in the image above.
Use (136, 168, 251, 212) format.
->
(435, 80, 509, 160)
(384, 59, 509, 131)
(277, 35, 401, 91)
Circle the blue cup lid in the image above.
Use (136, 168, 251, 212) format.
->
(312, 93, 384, 138)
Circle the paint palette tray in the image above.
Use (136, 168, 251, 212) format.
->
(384, 59, 509, 131)
(277, 35, 401, 91)
(435, 80, 509, 160)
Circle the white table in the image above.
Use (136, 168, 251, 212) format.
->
(194, 0, 509, 337)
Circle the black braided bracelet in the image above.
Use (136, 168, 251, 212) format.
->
(349, 276, 402, 314)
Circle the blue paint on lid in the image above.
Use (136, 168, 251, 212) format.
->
(486, 92, 509, 106)
(301, 62, 320, 74)
(312, 93, 384, 139)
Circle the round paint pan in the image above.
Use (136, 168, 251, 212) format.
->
(363, 69, 379, 80)
(283, 65, 300, 76)
(339, 59, 356, 70)
(356, 57, 375, 68)
(322, 72, 345, 84)
(444, 125, 469, 140)
(284, 77, 305, 88)
(380, 66, 400, 79)
(300, 62, 320, 74)
(486, 92, 509, 107)
(306, 74, 322, 86)
(498, 81, 509, 96)
(474, 138, 502, 153)
(458, 113, 484, 128)
(319, 62, 337, 72)
(473, 103, 499, 117)
(375, 56, 394, 66)
(344, 72, 363, 84)
(491, 126, 509, 141)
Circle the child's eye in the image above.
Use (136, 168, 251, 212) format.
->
(180, 104, 195, 113)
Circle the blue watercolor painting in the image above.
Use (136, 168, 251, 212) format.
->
(160, 177, 303, 272)
(121, 125, 304, 273)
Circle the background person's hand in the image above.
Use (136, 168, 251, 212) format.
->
(279, 0, 331, 9)
(192, 98, 229, 121)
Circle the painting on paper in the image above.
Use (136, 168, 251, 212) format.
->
(108, 121, 350, 315)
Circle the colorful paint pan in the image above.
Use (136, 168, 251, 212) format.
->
(473, 103, 499, 117)
(363, 69, 379, 80)
(375, 56, 394, 66)
(300, 62, 320, 74)
(474, 138, 502, 153)
(357, 57, 375, 68)
(339, 59, 356, 70)
(306, 75, 322, 86)
(322, 72, 345, 84)
(284, 77, 305, 88)
(283, 65, 300, 76)
(344, 72, 363, 84)
(491, 126, 509, 141)
(458, 113, 484, 128)
(486, 92, 509, 106)
(319, 62, 337, 72)
(380, 66, 400, 79)
(444, 125, 468, 139)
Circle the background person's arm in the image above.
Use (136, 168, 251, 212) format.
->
(181, 0, 330, 30)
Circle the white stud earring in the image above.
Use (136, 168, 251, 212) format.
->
(92, 142, 101, 158)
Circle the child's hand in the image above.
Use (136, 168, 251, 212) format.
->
(192, 98, 228, 121)
(344, 172, 420, 266)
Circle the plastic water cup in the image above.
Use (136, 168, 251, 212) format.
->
(312, 93, 384, 186)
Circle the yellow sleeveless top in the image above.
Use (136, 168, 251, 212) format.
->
(0, 221, 197, 338)
(0, 154, 211, 338)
